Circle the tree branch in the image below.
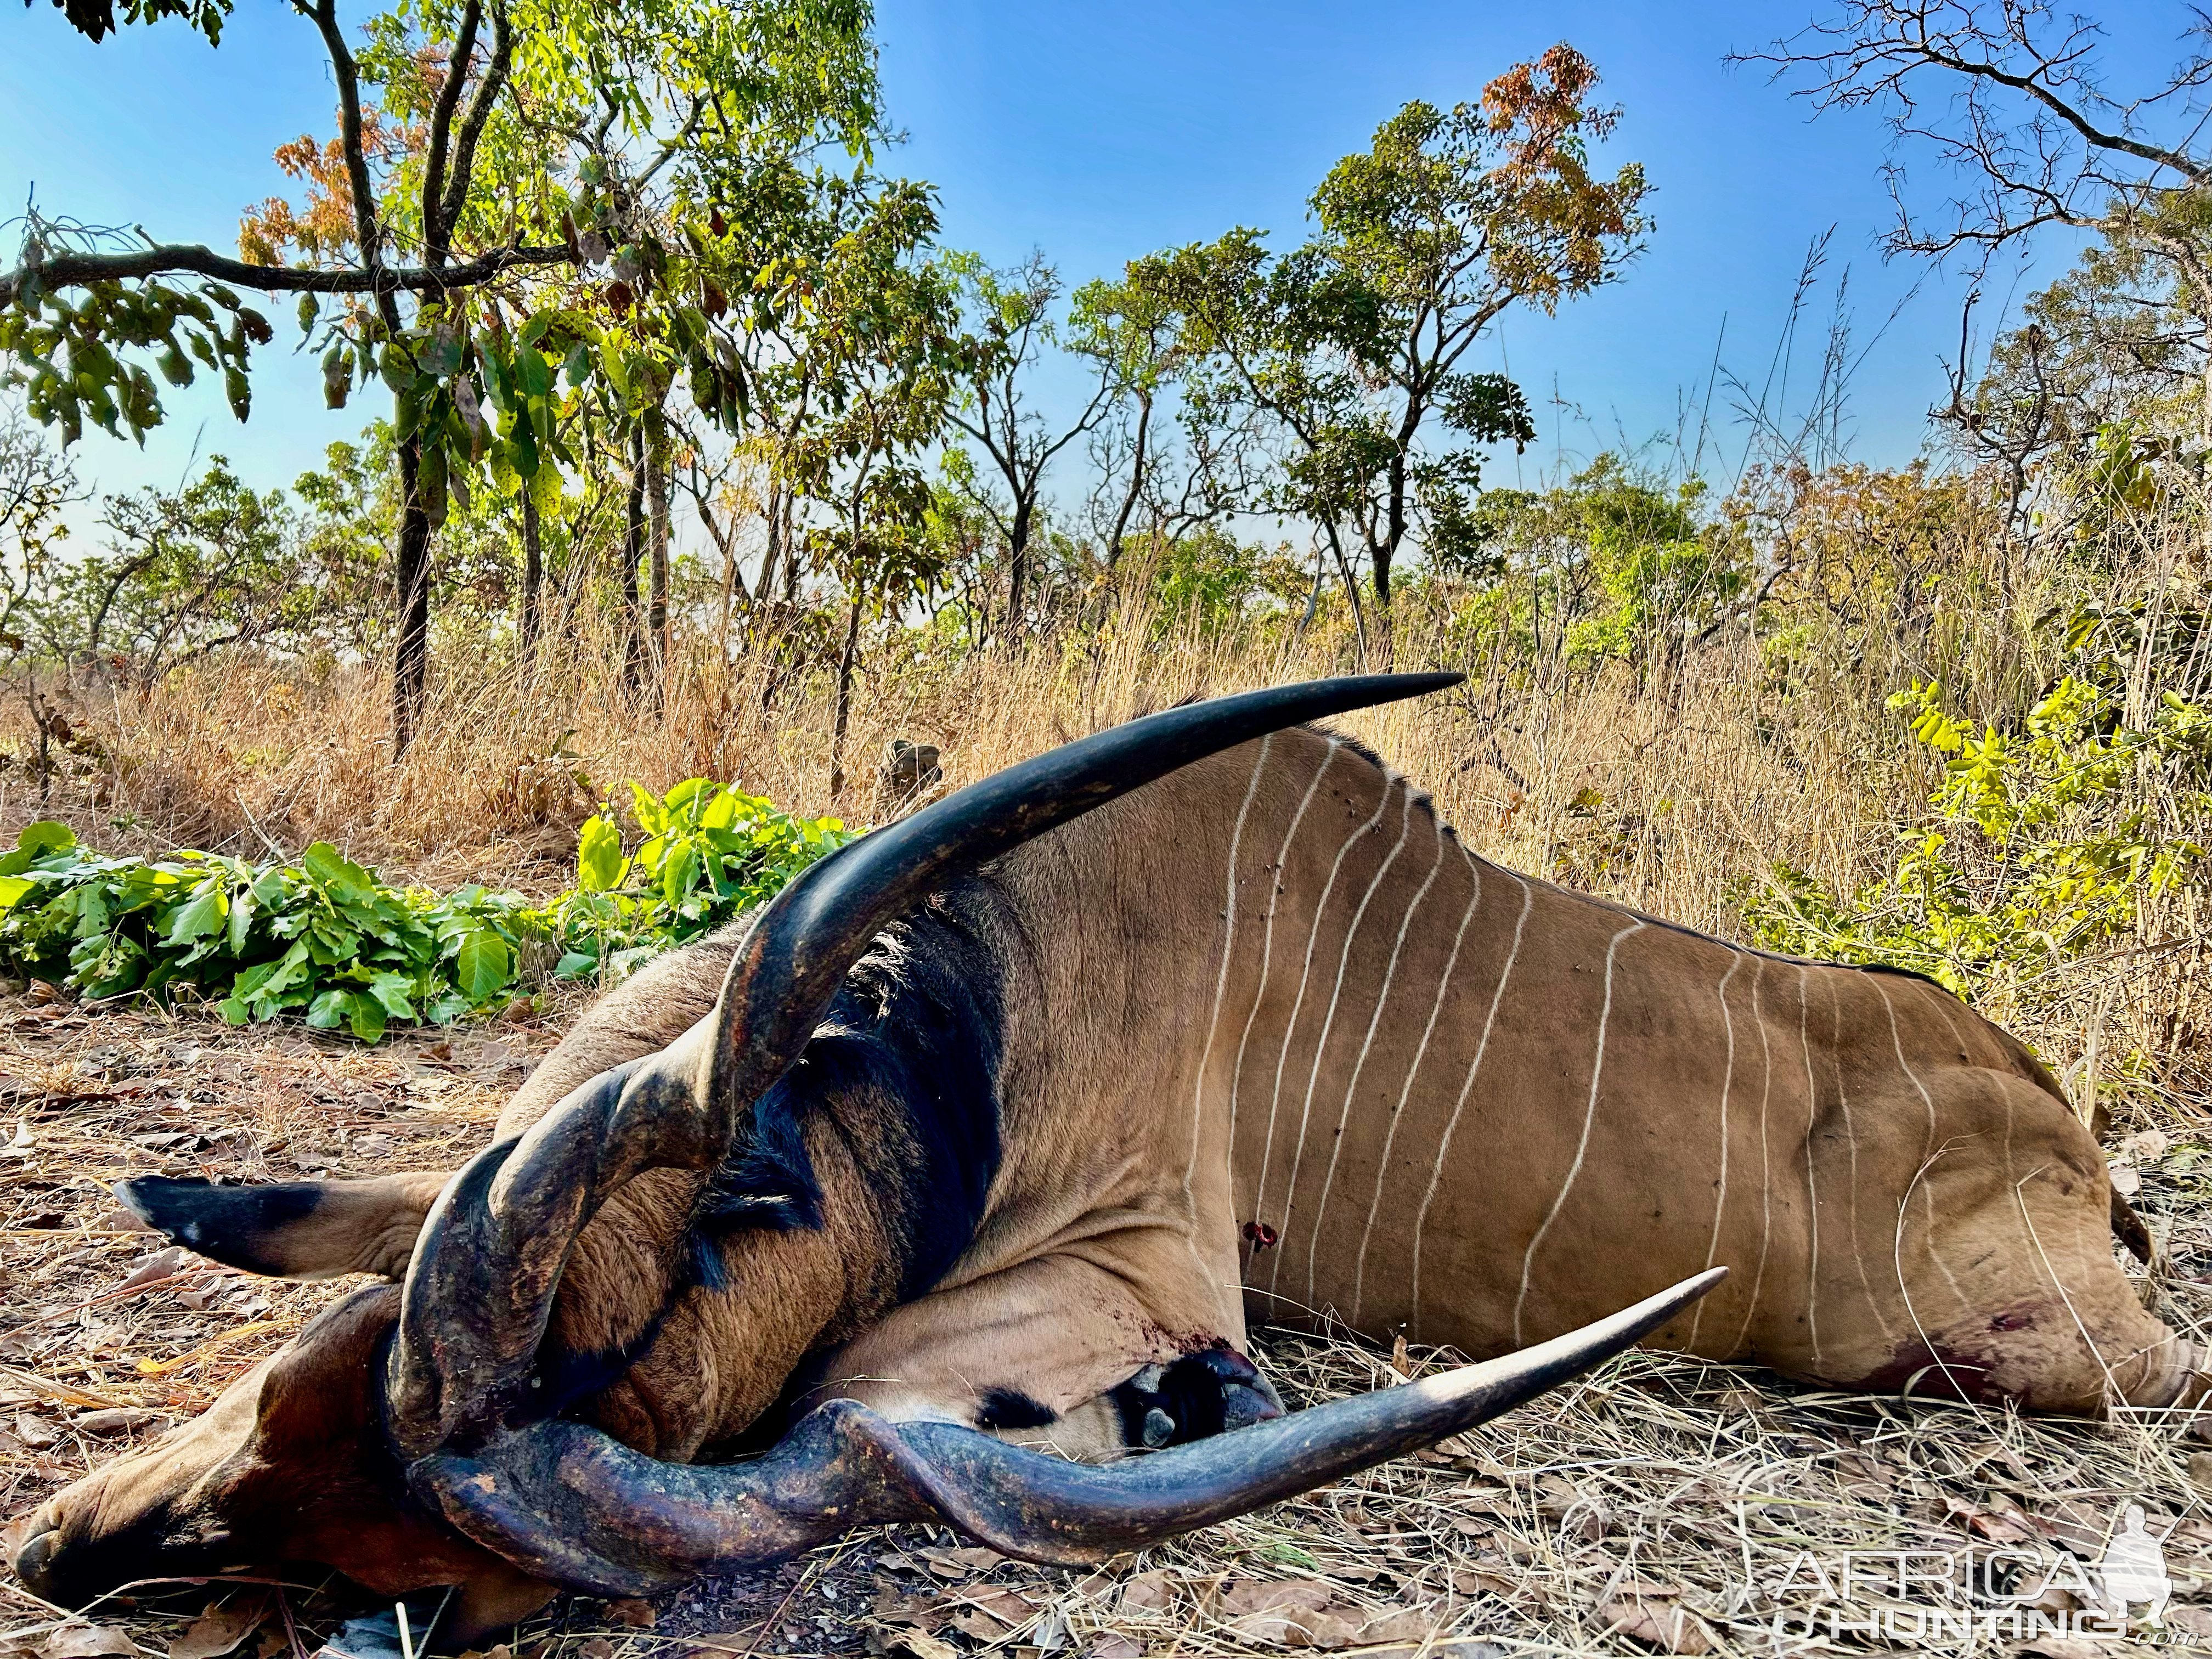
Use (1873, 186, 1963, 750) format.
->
(0, 241, 574, 309)
(1910, 30, 2209, 185)
(420, 0, 484, 267)
(298, 0, 397, 329)
(437, 1, 512, 253)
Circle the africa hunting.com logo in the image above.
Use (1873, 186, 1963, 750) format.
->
(1734, 1502, 2187, 1641)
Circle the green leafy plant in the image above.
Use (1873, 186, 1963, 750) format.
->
(540, 778, 855, 983)
(0, 778, 851, 1042)
(1745, 656, 2212, 997)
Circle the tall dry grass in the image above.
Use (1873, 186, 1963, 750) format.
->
(1, 507, 2203, 1114)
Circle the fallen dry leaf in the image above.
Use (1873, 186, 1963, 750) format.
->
(117, 1246, 185, 1292)
(1352, 1609, 1436, 1647)
(574, 1641, 613, 1659)
(1085, 1639, 1142, 1659)
(1942, 1494, 2038, 1544)
(888, 1637, 958, 1659)
(1119, 1568, 1176, 1611)
(1216, 1579, 1367, 1649)
(0, 1511, 37, 1560)
(168, 1597, 268, 1659)
(601, 1601, 654, 1630)
(13, 1412, 58, 1449)
(945, 1587, 1032, 1639)
(1598, 1597, 1711, 1656)
(43, 1629, 139, 1659)
(76, 1407, 165, 1435)
(1451, 1566, 1517, 1599)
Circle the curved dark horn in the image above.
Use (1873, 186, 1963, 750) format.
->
(387, 675, 1462, 1458)
(412, 1269, 1725, 1596)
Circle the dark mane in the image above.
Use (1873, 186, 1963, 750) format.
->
(689, 874, 1017, 1298)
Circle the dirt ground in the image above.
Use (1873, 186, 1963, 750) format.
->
(3, 992, 2212, 1659)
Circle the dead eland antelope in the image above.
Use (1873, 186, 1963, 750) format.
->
(9, 675, 2196, 1633)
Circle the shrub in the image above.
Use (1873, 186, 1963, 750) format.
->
(0, 778, 851, 1041)
(1745, 621, 2212, 1000)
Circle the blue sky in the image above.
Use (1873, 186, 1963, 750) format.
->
(0, 0, 2191, 514)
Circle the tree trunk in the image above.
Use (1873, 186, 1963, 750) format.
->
(391, 438, 434, 757)
(828, 591, 863, 797)
(757, 477, 785, 608)
(1368, 543, 1393, 668)
(518, 486, 542, 667)
(781, 490, 801, 603)
(620, 425, 647, 696)
(646, 437, 670, 708)
(1106, 392, 1152, 568)
(1003, 493, 1035, 636)
(1324, 522, 1367, 670)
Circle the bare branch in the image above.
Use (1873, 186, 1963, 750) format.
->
(0, 240, 574, 311)
(420, 0, 484, 267)
(437, 1, 514, 251)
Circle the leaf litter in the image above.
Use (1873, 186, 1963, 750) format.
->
(1, 994, 2210, 1656)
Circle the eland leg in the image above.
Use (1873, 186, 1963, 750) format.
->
(1770, 1068, 2205, 1412)
(809, 1247, 1280, 1461)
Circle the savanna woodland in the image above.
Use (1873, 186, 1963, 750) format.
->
(6, 0, 2212, 1654)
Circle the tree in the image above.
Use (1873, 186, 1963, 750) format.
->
(1132, 47, 1643, 651)
(1742, 1, 2212, 457)
(6, 0, 880, 751)
(0, 403, 80, 662)
(942, 253, 1115, 637)
(766, 177, 957, 791)
(1067, 268, 1246, 569)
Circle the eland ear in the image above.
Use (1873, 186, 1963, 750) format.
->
(116, 1171, 454, 1281)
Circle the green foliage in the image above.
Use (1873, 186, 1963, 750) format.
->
(541, 778, 854, 981)
(1746, 646, 2212, 997)
(1130, 50, 1640, 607)
(1142, 527, 1307, 638)
(0, 780, 851, 1041)
(0, 272, 267, 447)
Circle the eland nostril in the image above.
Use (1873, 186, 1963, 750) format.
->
(10, 1527, 59, 1596)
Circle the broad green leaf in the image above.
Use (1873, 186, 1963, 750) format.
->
(577, 815, 626, 892)
(366, 971, 416, 1020)
(352, 995, 391, 1044)
(163, 887, 227, 945)
(453, 928, 511, 1001)
(662, 840, 700, 905)
(18, 822, 75, 856)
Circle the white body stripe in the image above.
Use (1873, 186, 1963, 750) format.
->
(1684, 952, 1743, 1351)
(1350, 844, 1481, 1325)
(1268, 781, 1418, 1293)
(1409, 871, 1530, 1338)
(1514, 920, 1645, 1345)
(1301, 810, 1447, 1305)
(1252, 774, 1396, 1233)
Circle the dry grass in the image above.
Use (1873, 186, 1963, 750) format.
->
(1, 559, 2211, 1654)
(7, 563, 2200, 1102)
